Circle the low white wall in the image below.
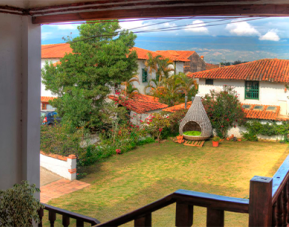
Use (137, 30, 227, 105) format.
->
(40, 151, 77, 180)
(219, 121, 285, 141)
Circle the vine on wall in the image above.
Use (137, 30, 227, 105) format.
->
(243, 120, 289, 141)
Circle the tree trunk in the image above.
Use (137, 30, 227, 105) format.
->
(185, 95, 188, 109)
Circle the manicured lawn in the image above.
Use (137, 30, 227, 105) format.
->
(46, 140, 289, 226)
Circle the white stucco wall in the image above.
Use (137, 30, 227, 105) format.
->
(198, 79, 289, 115)
(224, 121, 284, 141)
(40, 153, 77, 180)
(0, 14, 41, 190)
(133, 60, 185, 94)
(41, 59, 59, 97)
(130, 110, 163, 125)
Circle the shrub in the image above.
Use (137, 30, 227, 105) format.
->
(202, 85, 246, 138)
(243, 120, 289, 141)
(40, 123, 84, 156)
(0, 181, 43, 226)
(141, 113, 171, 142)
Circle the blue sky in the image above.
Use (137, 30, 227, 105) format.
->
(42, 17, 289, 64)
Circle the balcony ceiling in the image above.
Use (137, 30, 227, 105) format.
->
(1, 0, 289, 24)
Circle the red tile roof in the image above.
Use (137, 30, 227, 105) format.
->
(156, 50, 195, 61)
(42, 45, 188, 62)
(206, 63, 219, 70)
(42, 43, 72, 59)
(41, 96, 57, 103)
(108, 94, 168, 114)
(188, 59, 289, 83)
(132, 47, 189, 62)
(163, 101, 288, 121)
(163, 102, 192, 112)
(242, 104, 280, 120)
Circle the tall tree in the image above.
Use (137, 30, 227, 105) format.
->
(157, 58, 174, 81)
(42, 20, 138, 129)
(175, 73, 198, 108)
(145, 52, 161, 79)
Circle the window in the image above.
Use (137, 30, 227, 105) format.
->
(156, 74, 159, 82)
(242, 104, 251, 110)
(205, 79, 213, 85)
(245, 81, 259, 99)
(142, 69, 148, 82)
(42, 103, 47, 110)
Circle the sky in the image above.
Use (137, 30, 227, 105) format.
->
(41, 17, 289, 64)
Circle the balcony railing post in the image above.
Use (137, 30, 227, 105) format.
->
(249, 176, 273, 227)
(206, 208, 224, 227)
(175, 201, 193, 227)
(134, 213, 152, 227)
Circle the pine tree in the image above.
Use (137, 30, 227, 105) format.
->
(42, 20, 138, 129)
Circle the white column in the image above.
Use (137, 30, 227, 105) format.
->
(0, 14, 41, 190)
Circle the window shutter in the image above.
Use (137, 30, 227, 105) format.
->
(245, 81, 259, 99)
(142, 69, 147, 82)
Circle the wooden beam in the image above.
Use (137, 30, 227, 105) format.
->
(33, 4, 289, 24)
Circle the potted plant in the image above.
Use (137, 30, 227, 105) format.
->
(212, 136, 220, 147)
(177, 135, 184, 143)
(0, 181, 43, 226)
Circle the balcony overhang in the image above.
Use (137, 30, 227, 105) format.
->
(1, 0, 289, 24)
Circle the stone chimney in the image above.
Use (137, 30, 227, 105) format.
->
(200, 55, 204, 61)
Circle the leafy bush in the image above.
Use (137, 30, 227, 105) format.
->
(141, 113, 171, 142)
(243, 120, 289, 141)
(0, 181, 43, 226)
(202, 85, 246, 138)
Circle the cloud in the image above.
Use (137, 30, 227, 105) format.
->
(226, 20, 260, 36)
(259, 29, 280, 41)
(52, 24, 79, 30)
(41, 32, 52, 40)
(185, 20, 208, 33)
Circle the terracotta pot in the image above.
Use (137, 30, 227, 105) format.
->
(226, 137, 230, 141)
(237, 138, 242, 142)
(212, 141, 219, 147)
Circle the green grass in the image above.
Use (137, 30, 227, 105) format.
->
(46, 140, 289, 226)
(183, 131, 202, 136)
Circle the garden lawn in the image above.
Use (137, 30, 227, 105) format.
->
(46, 140, 289, 226)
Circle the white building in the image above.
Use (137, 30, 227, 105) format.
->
(41, 45, 188, 97)
(188, 59, 289, 116)
(186, 59, 289, 138)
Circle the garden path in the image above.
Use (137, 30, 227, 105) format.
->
(40, 167, 90, 203)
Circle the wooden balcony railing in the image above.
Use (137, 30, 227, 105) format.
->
(38, 203, 100, 227)
(96, 190, 249, 227)
(39, 155, 289, 227)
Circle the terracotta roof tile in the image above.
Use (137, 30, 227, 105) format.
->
(108, 94, 168, 114)
(163, 101, 288, 121)
(42, 45, 188, 62)
(156, 50, 195, 61)
(241, 104, 280, 120)
(163, 102, 192, 112)
(42, 43, 72, 59)
(41, 96, 57, 103)
(206, 63, 219, 70)
(188, 59, 289, 83)
(132, 47, 189, 62)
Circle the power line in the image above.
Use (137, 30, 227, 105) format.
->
(42, 17, 266, 49)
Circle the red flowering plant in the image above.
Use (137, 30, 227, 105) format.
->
(202, 85, 246, 138)
(141, 113, 171, 143)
